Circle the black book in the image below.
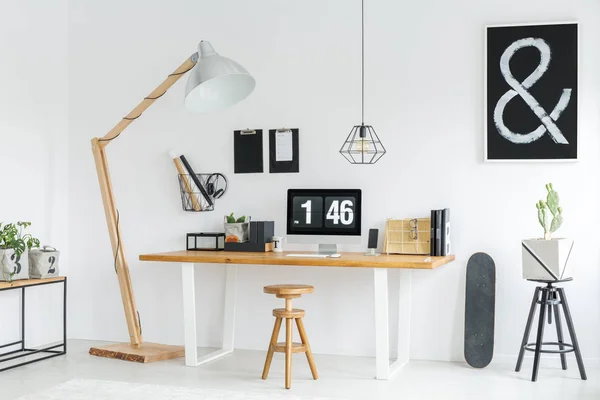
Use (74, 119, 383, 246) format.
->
(430, 210, 436, 256)
(435, 209, 443, 257)
(440, 208, 451, 256)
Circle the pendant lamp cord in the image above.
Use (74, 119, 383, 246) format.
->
(361, 0, 365, 125)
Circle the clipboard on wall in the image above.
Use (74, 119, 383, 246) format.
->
(269, 128, 299, 173)
(234, 129, 264, 174)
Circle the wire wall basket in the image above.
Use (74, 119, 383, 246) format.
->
(178, 173, 227, 212)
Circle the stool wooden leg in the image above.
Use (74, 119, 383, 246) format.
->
(296, 318, 318, 380)
(285, 317, 293, 389)
(262, 317, 282, 380)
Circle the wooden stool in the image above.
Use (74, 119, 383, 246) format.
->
(262, 284, 318, 389)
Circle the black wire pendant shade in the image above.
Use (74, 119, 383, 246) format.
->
(339, 0, 386, 164)
(340, 124, 386, 164)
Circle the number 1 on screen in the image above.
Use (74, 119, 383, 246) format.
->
(301, 200, 312, 224)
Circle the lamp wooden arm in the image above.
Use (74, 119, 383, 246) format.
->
(91, 56, 196, 348)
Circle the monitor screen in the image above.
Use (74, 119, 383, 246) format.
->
(287, 189, 362, 236)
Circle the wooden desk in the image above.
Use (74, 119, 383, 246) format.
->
(139, 251, 455, 380)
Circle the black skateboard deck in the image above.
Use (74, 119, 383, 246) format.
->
(465, 252, 496, 368)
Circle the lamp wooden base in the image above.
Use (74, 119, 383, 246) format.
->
(89, 342, 184, 363)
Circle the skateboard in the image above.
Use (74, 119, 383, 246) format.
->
(464, 252, 496, 368)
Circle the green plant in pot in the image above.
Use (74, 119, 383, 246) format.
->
(522, 184, 573, 281)
(536, 183, 563, 240)
(224, 213, 250, 243)
(0, 221, 40, 282)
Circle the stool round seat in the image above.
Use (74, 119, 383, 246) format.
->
(273, 308, 305, 318)
(264, 284, 314, 296)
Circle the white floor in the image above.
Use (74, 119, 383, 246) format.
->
(0, 340, 597, 399)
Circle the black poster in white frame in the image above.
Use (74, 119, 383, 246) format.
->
(484, 22, 578, 162)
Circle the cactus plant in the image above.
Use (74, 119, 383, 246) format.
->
(536, 183, 563, 240)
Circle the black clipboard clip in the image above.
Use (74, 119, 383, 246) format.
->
(240, 128, 256, 135)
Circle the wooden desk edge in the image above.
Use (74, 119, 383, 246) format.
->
(139, 252, 455, 270)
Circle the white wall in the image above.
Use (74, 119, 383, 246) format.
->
(0, 0, 69, 347)
(68, 0, 600, 362)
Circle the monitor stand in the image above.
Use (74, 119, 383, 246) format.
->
(317, 244, 337, 255)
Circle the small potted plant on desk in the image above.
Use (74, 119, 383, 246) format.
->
(522, 184, 573, 281)
(0, 221, 40, 282)
(224, 213, 250, 243)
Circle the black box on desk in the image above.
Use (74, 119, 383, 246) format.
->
(250, 221, 274, 243)
(224, 242, 274, 252)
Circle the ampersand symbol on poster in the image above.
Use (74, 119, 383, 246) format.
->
(494, 37, 572, 144)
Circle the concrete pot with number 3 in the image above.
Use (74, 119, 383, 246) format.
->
(522, 184, 573, 281)
(0, 249, 29, 282)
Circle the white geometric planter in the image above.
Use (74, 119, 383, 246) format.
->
(0, 249, 30, 281)
(521, 238, 574, 281)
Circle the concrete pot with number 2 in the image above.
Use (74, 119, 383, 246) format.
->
(0, 249, 29, 282)
(29, 246, 60, 279)
(521, 184, 573, 281)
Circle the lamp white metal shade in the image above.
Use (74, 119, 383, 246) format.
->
(185, 41, 255, 113)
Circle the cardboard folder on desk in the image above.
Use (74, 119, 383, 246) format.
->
(383, 218, 431, 255)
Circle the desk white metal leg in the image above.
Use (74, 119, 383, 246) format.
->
(221, 264, 237, 351)
(182, 263, 198, 366)
(373, 268, 412, 380)
(397, 269, 412, 372)
(181, 263, 238, 367)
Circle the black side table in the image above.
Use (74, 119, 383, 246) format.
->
(0, 277, 67, 372)
(515, 278, 586, 381)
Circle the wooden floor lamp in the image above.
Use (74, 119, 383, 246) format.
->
(89, 41, 255, 363)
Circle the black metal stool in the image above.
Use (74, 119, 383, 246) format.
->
(515, 278, 586, 382)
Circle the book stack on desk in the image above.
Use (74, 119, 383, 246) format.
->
(430, 208, 451, 256)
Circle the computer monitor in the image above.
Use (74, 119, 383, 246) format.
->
(286, 189, 362, 254)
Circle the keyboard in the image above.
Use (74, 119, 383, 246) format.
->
(285, 254, 341, 258)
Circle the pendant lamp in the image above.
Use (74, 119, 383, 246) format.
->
(339, 0, 386, 164)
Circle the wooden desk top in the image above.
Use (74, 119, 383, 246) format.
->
(0, 276, 66, 290)
(139, 251, 455, 270)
